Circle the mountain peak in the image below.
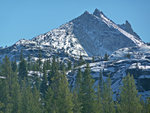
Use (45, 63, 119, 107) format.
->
(0, 9, 144, 61)
(83, 10, 90, 15)
(93, 8, 104, 17)
(125, 20, 131, 28)
(77, 10, 92, 19)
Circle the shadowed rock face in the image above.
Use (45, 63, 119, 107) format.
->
(69, 9, 142, 56)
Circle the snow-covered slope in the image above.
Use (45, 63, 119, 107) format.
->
(0, 8, 144, 61)
(68, 58, 150, 99)
(110, 45, 150, 60)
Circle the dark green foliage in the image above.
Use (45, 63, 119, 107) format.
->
(75, 68, 82, 93)
(11, 60, 17, 72)
(96, 84, 103, 113)
(79, 55, 85, 66)
(73, 68, 83, 113)
(119, 74, 142, 113)
(37, 50, 42, 71)
(80, 63, 97, 113)
(11, 72, 22, 113)
(146, 97, 150, 113)
(20, 49, 23, 61)
(72, 90, 82, 113)
(32, 86, 43, 113)
(34, 75, 41, 90)
(45, 59, 51, 70)
(1, 56, 13, 113)
(95, 71, 103, 113)
(0, 56, 21, 113)
(27, 55, 31, 71)
(45, 67, 73, 113)
(45, 87, 56, 113)
(18, 53, 28, 80)
(0, 101, 4, 113)
(92, 56, 95, 62)
(101, 76, 115, 113)
(21, 83, 42, 113)
(48, 56, 59, 84)
(99, 70, 103, 91)
(31, 62, 38, 71)
(40, 62, 48, 97)
(59, 62, 66, 71)
(67, 60, 72, 70)
(1, 56, 12, 78)
(104, 53, 109, 61)
(0, 55, 150, 113)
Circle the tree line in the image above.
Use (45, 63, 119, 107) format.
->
(0, 52, 150, 113)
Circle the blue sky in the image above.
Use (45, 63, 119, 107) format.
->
(0, 0, 150, 47)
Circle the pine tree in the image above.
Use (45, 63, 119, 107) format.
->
(21, 80, 42, 113)
(0, 101, 4, 113)
(140, 99, 147, 113)
(11, 60, 17, 72)
(21, 85, 34, 113)
(45, 87, 56, 113)
(45, 68, 73, 113)
(32, 86, 43, 113)
(32, 62, 38, 71)
(80, 63, 96, 113)
(40, 62, 48, 97)
(20, 80, 28, 113)
(27, 55, 31, 71)
(37, 50, 42, 72)
(58, 72, 73, 113)
(101, 76, 115, 113)
(18, 51, 28, 81)
(96, 72, 103, 113)
(146, 97, 150, 113)
(75, 68, 82, 94)
(72, 90, 81, 113)
(119, 74, 142, 113)
(67, 60, 72, 70)
(34, 73, 41, 90)
(48, 56, 59, 84)
(45, 59, 51, 70)
(0, 56, 21, 113)
(99, 70, 103, 91)
(104, 53, 109, 61)
(79, 55, 85, 66)
(92, 56, 95, 62)
(0, 78, 4, 113)
(72, 68, 82, 113)
(11, 72, 22, 113)
(20, 49, 23, 61)
(1, 56, 13, 113)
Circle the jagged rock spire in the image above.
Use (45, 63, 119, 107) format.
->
(93, 8, 104, 17)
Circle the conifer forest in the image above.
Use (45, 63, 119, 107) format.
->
(0, 51, 150, 113)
